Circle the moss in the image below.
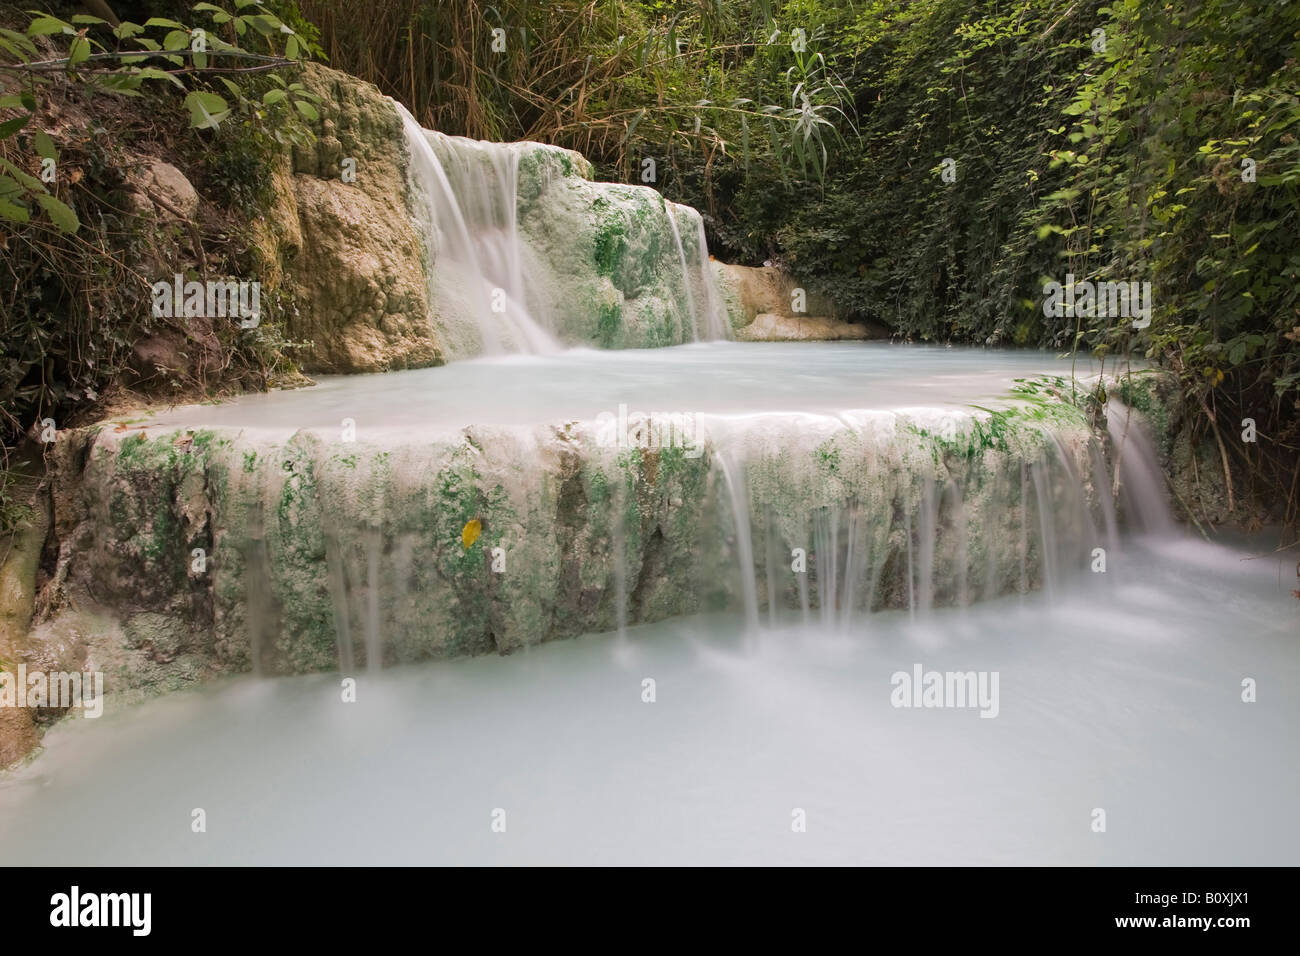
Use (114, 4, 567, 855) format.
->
(587, 465, 611, 505)
(116, 432, 153, 470)
(594, 218, 628, 280)
(597, 302, 622, 348)
(815, 441, 842, 475)
(141, 507, 176, 563)
(1116, 369, 1177, 456)
(644, 299, 677, 348)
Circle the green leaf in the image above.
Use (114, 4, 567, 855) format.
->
(36, 192, 79, 233)
(245, 15, 280, 36)
(67, 36, 91, 68)
(0, 196, 31, 224)
(34, 128, 55, 161)
(0, 27, 38, 56)
(184, 90, 230, 129)
(620, 108, 645, 146)
(99, 77, 143, 96)
(0, 116, 29, 139)
(293, 99, 319, 121)
(262, 88, 287, 106)
(143, 18, 186, 29)
(133, 66, 185, 88)
(163, 29, 189, 52)
(27, 16, 72, 37)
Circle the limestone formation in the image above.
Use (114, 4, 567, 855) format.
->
(260, 64, 444, 373)
(712, 261, 884, 340)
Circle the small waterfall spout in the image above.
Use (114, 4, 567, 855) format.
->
(1105, 400, 1175, 534)
(716, 452, 760, 633)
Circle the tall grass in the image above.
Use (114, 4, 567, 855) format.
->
(296, 0, 849, 184)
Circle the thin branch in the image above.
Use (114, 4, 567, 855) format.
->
(14, 49, 295, 70)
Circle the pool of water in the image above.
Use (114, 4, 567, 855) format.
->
(2, 531, 1295, 865)
(141, 342, 1115, 436)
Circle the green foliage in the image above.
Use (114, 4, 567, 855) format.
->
(0, 1, 327, 451)
(674, 0, 1297, 521)
(295, 0, 855, 195)
(0, 1, 323, 233)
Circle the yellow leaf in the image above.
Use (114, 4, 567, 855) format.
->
(461, 519, 482, 549)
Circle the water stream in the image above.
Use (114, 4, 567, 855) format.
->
(1, 528, 1294, 865)
(397, 103, 560, 356)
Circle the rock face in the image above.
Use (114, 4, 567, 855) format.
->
(33, 422, 711, 682)
(735, 313, 877, 342)
(520, 174, 726, 350)
(129, 161, 200, 221)
(248, 70, 860, 362)
(260, 65, 443, 373)
(712, 261, 887, 341)
(0, 501, 43, 767)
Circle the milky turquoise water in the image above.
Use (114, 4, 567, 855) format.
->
(2, 532, 1294, 865)
(141, 342, 1112, 435)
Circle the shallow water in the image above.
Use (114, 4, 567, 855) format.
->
(2, 532, 1294, 866)
(142, 342, 1115, 435)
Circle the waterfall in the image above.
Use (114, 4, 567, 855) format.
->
(364, 524, 383, 671)
(323, 529, 355, 673)
(665, 206, 701, 341)
(700, 402, 1178, 631)
(396, 99, 730, 354)
(396, 102, 559, 356)
(693, 214, 730, 341)
(716, 452, 760, 632)
(1105, 400, 1175, 534)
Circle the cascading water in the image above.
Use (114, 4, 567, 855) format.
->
(692, 215, 730, 341)
(396, 102, 559, 357)
(716, 452, 760, 632)
(704, 414, 1167, 634)
(1105, 399, 1175, 534)
(396, 100, 729, 356)
(665, 206, 702, 341)
(4, 81, 1292, 867)
(664, 204, 730, 342)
